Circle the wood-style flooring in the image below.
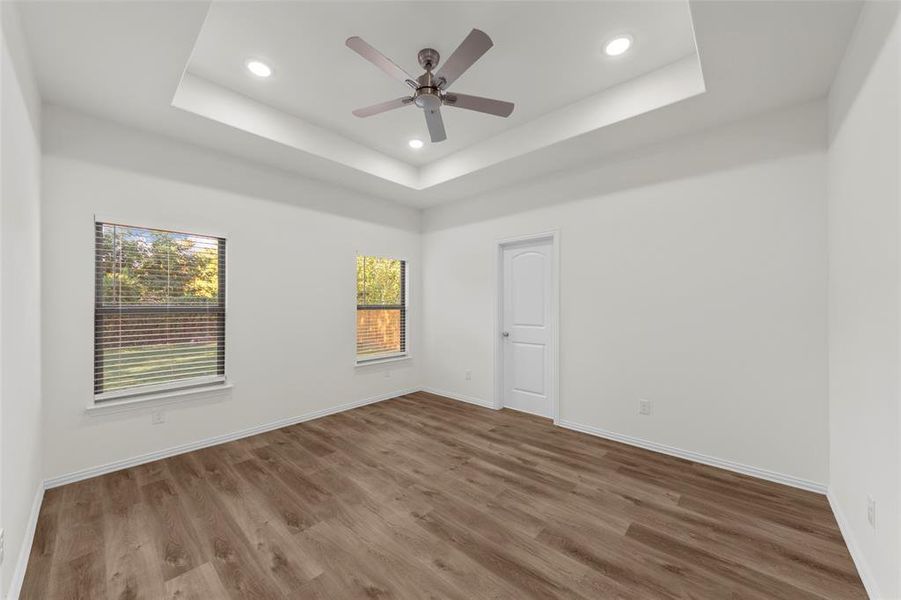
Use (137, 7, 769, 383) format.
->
(21, 392, 865, 599)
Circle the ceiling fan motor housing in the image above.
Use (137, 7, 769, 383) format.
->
(417, 48, 440, 71)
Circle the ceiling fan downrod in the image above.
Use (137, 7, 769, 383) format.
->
(413, 48, 443, 111)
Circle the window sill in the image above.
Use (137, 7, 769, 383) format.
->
(355, 354, 411, 367)
(86, 382, 233, 415)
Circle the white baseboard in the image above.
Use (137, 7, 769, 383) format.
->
(44, 388, 418, 489)
(426, 393, 826, 494)
(419, 386, 497, 410)
(6, 484, 44, 600)
(554, 419, 827, 495)
(827, 489, 880, 600)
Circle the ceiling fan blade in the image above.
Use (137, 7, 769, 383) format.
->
(352, 97, 412, 118)
(346, 36, 416, 86)
(435, 29, 493, 89)
(424, 106, 447, 142)
(443, 93, 514, 117)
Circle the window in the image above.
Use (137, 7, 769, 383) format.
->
(356, 256, 407, 363)
(94, 222, 226, 401)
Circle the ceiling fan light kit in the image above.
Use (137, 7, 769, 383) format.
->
(346, 28, 515, 143)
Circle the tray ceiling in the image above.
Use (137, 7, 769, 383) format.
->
(18, 1, 862, 206)
(175, 1, 704, 189)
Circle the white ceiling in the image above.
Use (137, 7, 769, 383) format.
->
(187, 1, 697, 165)
(18, 1, 862, 208)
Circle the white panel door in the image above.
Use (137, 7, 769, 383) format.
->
(502, 240, 553, 418)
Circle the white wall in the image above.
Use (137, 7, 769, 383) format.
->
(0, 3, 42, 596)
(422, 101, 829, 488)
(14, 10, 900, 597)
(40, 107, 422, 481)
(827, 3, 900, 598)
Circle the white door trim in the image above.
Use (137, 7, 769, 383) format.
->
(493, 231, 560, 423)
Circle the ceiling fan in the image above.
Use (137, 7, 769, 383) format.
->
(345, 29, 514, 143)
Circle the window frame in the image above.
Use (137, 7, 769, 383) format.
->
(92, 221, 228, 403)
(354, 254, 410, 366)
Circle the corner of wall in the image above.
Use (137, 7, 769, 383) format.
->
(1, 3, 40, 135)
(1, 2, 44, 597)
(826, 2, 901, 598)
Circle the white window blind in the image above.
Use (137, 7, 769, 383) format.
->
(94, 222, 226, 401)
(356, 256, 407, 362)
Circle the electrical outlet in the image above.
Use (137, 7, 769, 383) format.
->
(639, 399, 651, 416)
(465, 370, 472, 381)
(867, 495, 876, 528)
(151, 410, 166, 425)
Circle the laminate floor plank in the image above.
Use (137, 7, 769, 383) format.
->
(101, 498, 165, 599)
(161, 454, 287, 600)
(621, 493, 863, 598)
(139, 477, 208, 583)
(19, 488, 63, 600)
(21, 394, 866, 599)
(164, 562, 231, 600)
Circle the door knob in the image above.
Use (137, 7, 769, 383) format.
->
(502, 331, 510, 337)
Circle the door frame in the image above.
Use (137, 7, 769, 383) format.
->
(493, 230, 560, 423)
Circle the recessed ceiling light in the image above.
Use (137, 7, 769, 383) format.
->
(408, 139, 424, 149)
(246, 60, 272, 78)
(604, 36, 633, 57)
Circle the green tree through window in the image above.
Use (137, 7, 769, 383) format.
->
(95, 223, 225, 398)
(356, 256, 406, 360)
